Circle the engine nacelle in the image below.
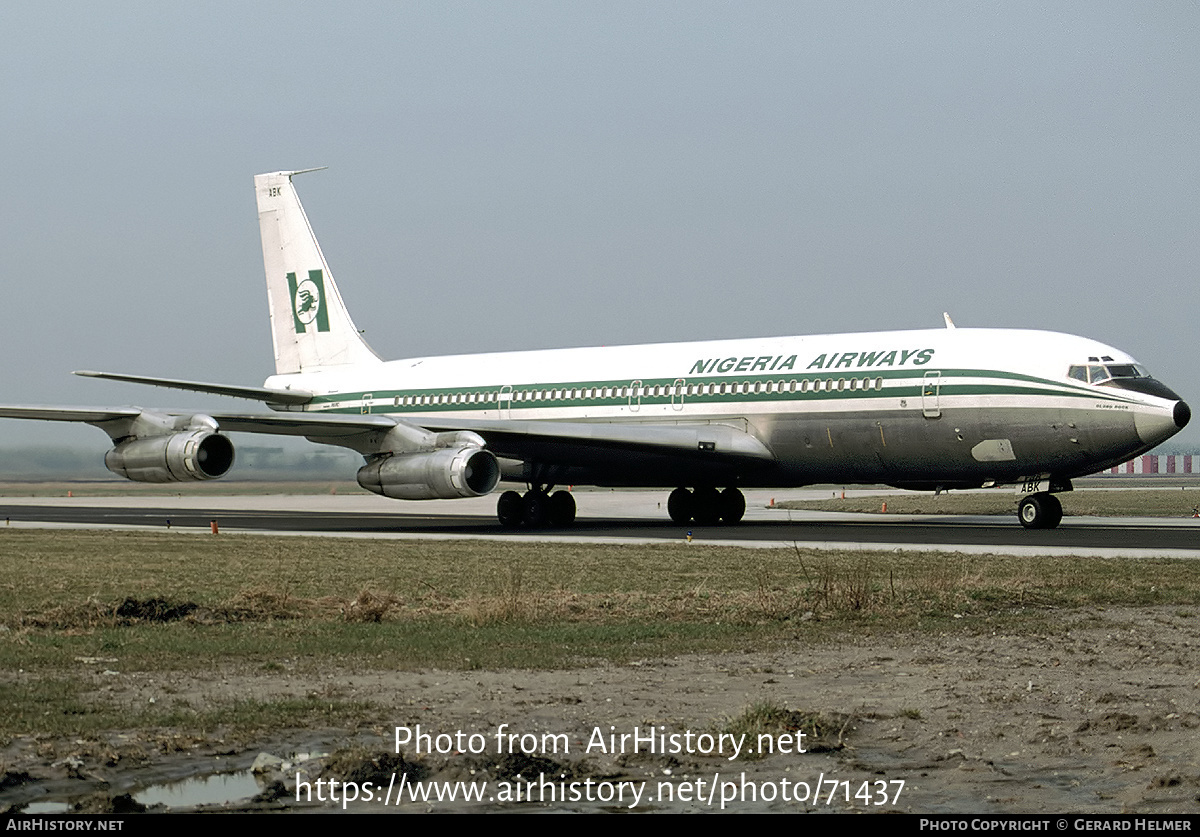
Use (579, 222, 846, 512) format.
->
(356, 446, 500, 500)
(105, 430, 235, 482)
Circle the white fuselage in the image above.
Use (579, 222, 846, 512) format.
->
(264, 327, 1183, 490)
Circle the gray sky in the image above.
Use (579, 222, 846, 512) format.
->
(2, 1, 1197, 448)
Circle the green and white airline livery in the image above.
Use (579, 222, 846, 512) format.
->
(1, 170, 1190, 530)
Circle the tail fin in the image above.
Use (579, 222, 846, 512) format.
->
(255, 169, 382, 375)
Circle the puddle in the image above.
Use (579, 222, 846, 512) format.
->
(135, 770, 263, 809)
(130, 750, 328, 809)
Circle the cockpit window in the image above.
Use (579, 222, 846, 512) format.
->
(1104, 364, 1144, 379)
(1068, 363, 1149, 385)
(1068, 362, 1181, 402)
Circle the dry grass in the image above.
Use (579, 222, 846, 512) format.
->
(3, 529, 1200, 741)
(4, 530, 1198, 640)
(721, 701, 855, 758)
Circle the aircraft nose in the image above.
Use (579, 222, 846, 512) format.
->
(1175, 400, 1191, 429)
(1135, 401, 1189, 445)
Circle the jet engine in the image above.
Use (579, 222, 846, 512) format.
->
(356, 446, 500, 500)
(105, 430, 235, 482)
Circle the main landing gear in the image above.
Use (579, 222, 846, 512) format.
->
(1017, 493, 1063, 530)
(667, 486, 746, 525)
(497, 487, 576, 529)
(495, 485, 748, 528)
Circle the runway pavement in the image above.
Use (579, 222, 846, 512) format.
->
(2, 488, 1197, 557)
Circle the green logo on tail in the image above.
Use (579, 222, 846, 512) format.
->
(287, 270, 330, 333)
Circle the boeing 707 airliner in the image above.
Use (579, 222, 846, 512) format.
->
(1, 170, 1189, 529)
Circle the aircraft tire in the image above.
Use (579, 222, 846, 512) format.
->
(1042, 493, 1063, 528)
(497, 491, 524, 529)
(719, 487, 746, 524)
(1018, 493, 1063, 529)
(548, 490, 576, 527)
(667, 487, 693, 524)
(522, 490, 549, 528)
(692, 486, 722, 525)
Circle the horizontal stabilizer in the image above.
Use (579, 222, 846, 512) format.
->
(74, 371, 313, 405)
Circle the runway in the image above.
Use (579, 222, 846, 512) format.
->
(2, 488, 1197, 557)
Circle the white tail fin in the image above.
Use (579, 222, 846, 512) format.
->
(255, 169, 381, 375)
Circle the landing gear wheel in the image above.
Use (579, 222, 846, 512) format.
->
(522, 490, 549, 528)
(1017, 496, 1041, 529)
(1018, 493, 1063, 530)
(548, 490, 576, 527)
(692, 487, 722, 525)
(1043, 494, 1063, 528)
(667, 487, 694, 524)
(719, 487, 746, 524)
(497, 491, 523, 529)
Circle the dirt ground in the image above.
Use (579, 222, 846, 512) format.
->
(3, 605, 1199, 814)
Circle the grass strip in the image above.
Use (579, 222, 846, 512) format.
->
(3, 529, 1198, 740)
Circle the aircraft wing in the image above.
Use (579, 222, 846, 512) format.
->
(0, 406, 144, 423)
(213, 411, 777, 485)
(207, 411, 774, 467)
(0, 405, 392, 445)
(200, 411, 397, 437)
(411, 416, 774, 464)
(0, 405, 774, 479)
(0, 405, 398, 437)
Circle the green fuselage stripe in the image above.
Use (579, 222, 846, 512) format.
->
(297, 367, 1138, 415)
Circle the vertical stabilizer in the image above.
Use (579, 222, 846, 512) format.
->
(255, 170, 382, 374)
